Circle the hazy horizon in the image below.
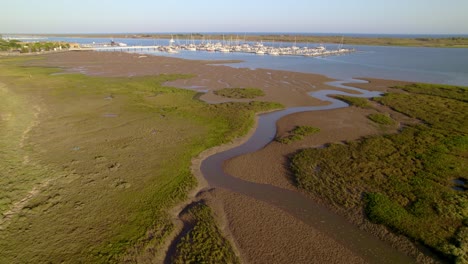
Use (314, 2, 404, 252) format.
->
(3, 32, 468, 38)
(2, 0, 468, 35)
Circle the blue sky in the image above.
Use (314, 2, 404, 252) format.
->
(1, 0, 467, 34)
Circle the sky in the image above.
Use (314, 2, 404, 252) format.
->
(1, 0, 468, 34)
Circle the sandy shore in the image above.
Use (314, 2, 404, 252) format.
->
(28, 51, 432, 263)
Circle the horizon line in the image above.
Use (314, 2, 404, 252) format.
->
(2, 31, 468, 36)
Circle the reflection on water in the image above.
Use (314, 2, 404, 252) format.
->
(102, 113, 118, 118)
(452, 178, 467, 192)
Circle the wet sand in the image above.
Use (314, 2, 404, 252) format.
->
(29, 51, 432, 263)
(207, 189, 366, 264)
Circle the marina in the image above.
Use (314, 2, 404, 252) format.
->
(71, 37, 356, 57)
(5, 36, 468, 86)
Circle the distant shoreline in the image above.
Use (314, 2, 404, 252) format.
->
(4, 33, 468, 48)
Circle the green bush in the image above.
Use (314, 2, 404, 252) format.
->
(214, 87, 265, 99)
(276, 126, 320, 144)
(333, 95, 371, 108)
(293, 125, 321, 136)
(368, 113, 395, 125)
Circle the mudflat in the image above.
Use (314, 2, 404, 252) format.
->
(5, 51, 437, 263)
(27, 51, 352, 107)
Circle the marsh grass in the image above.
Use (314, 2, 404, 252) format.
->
(395, 83, 468, 102)
(172, 202, 239, 264)
(367, 113, 395, 125)
(276, 126, 320, 144)
(333, 95, 372, 108)
(0, 56, 282, 263)
(291, 83, 468, 262)
(214, 87, 265, 99)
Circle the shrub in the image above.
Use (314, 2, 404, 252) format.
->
(333, 95, 371, 108)
(214, 88, 265, 99)
(368, 113, 395, 125)
(276, 126, 320, 144)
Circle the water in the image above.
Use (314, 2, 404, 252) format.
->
(15, 36, 468, 85)
(201, 80, 413, 263)
(452, 178, 467, 192)
(147, 46, 468, 86)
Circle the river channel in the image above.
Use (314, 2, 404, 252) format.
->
(200, 79, 415, 263)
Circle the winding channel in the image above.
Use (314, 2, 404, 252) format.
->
(200, 79, 415, 263)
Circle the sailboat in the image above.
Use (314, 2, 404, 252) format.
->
(187, 34, 197, 51)
(169, 35, 175, 46)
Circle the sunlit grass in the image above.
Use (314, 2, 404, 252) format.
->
(367, 113, 395, 125)
(276, 125, 320, 144)
(0, 56, 282, 262)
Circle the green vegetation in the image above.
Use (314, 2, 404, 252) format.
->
(0, 39, 69, 53)
(367, 113, 395, 125)
(291, 83, 467, 262)
(394, 83, 468, 102)
(333, 95, 372, 108)
(0, 39, 22, 51)
(172, 203, 239, 264)
(214, 87, 265, 99)
(276, 125, 320, 144)
(0, 56, 281, 263)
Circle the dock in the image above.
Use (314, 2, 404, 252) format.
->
(70, 41, 356, 57)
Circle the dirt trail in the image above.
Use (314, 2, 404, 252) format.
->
(0, 179, 52, 230)
(0, 82, 48, 230)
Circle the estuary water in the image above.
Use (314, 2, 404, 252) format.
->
(149, 45, 468, 86)
(25, 36, 468, 86)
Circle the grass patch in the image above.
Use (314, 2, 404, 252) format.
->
(291, 83, 468, 262)
(394, 83, 468, 102)
(333, 95, 371, 108)
(214, 87, 265, 99)
(368, 113, 395, 125)
(0, 56, 282, 263)
(172, 203, 239, 264)
(276, 126, 320, 144)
